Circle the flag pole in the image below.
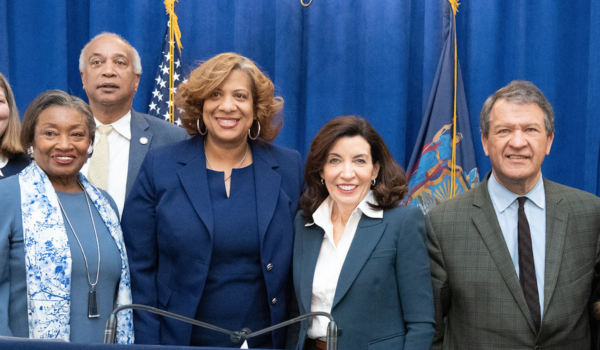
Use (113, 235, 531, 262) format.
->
(449, 0, 459, 198)
(165, 0, 183, 124)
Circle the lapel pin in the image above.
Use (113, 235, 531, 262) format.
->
(140, 137, 148, 145)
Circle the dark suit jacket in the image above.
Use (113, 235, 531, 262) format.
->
(0, 153, 30, 179)
(126, 109, 188, 197)
(426, 174, 600, 350)
(293, 206, 435, 350)
(122, 136, 303, 347)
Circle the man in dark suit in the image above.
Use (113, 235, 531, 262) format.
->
(427, 80, 600, 349)
(79, 32, 188, 215)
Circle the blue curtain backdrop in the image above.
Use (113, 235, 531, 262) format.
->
(1, 0, 599, 194)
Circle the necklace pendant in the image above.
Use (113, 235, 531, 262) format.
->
(88, 285, 100, 319)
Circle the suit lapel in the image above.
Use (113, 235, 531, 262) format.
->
(541, 180, 568, 317)
(252, 143, 281, 250)
(472, 177, 538, 333)
(299, 224, 325, 313)
(332, 216, 386, 308)
(176, 137, 214, 238)
(127, 110, 152, 196)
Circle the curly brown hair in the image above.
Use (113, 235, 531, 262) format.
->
(300, 116, 408, 222)
(175, 52, 283, 142)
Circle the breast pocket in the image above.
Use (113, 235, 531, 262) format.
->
(368, 248, 396, 260)
(570, 259, 594, 283)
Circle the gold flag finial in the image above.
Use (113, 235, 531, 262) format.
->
(164, 0, 183, 53)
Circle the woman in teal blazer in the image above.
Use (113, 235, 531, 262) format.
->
(293, 116, 434, 350)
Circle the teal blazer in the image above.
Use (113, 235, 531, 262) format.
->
(293, 205, 435, 350)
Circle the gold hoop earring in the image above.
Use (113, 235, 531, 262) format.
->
(248, 120, 261, 140)
(197, 119, 207, 136)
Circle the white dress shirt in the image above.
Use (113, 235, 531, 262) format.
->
(487, 172, 546, 317)
(306, 191, 383, 340)
(81, 112, 131, 216)
(0, 155, 8, 176)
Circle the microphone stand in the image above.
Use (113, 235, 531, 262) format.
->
(236, 311, 339, 350)
(104, 304, 338, 350)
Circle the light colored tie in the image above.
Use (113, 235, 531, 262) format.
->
(88, 125, 114, 190)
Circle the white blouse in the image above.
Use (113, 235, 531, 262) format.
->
(0, 155, 8, 176)
(306, 191, 382, 339)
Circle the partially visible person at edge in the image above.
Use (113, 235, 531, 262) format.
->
(122, 52, 303, 348)
(292, 115, 435, 350)
(0, 72, 30, 179)
(0, 90, 133, 343)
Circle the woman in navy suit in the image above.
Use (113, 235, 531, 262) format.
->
(122, 53, 303, 348)
(0, 72, 30, 179)
(293, 116, 434, 350)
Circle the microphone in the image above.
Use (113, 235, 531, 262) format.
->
(104, 304, 242, 344)
(105, 304, 339, 350)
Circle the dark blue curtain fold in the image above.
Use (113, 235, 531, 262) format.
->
(1, 0, 599, 194)
(457, 1, 600, 192)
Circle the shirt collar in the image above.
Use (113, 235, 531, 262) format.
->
(488, 172, 545, 212)
(0, 154, 7, 176)
(307, 191, 383, 227)
(94, 110, 132, 140)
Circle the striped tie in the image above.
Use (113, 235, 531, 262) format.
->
(517, 196, 541, 332)
(88, 125, 113, 190)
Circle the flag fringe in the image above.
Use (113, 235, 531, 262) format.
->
(448, 0, 459, 15)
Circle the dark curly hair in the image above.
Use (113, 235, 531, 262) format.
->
(300, 116, 408, 222)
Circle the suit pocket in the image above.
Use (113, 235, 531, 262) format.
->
(157, 278, 172, 308)
(570, 259, 594, 283)
(368, 248, 397, 260)
(368, 333, 405, 350)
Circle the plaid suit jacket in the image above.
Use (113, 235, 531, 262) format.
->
(426, 174, 600, 350)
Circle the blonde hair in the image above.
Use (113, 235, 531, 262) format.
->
(0, 72, 24, 157)
(176, 52, 283, 142)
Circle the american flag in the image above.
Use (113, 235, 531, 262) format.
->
(147, 26, 187, 126)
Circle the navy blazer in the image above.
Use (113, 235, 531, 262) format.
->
(122, 136, 303, 347)
(0, 153, 30, 179)
(126, 109, 189, 197)
(293, 205, 435, 350)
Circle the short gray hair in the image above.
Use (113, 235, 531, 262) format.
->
(79, 32, 142, 74)
(480, 80, 554, 138)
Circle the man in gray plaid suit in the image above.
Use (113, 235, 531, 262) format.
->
(426, 80, 600, 350)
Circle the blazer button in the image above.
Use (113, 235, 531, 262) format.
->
(271, 298, 277, 305)
(266, 263, 273, 271)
